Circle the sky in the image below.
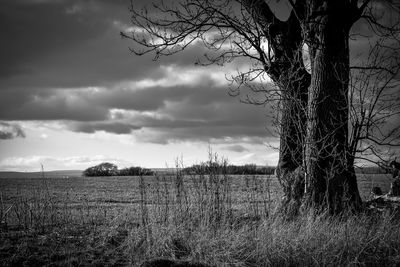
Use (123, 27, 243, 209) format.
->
(0, 0, 283, 172)
(0, 0, 398, 172)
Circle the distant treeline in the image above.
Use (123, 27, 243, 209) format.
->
(83, 162, 154, 177)
(182, 163, 275, 175)
(182, 164, 388, 175)
(83, 162, 387, 177)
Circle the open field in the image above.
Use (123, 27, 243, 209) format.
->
(0, 173, 399, 266)
(0, 172, 394, 208)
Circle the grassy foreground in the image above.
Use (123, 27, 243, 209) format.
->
(1, 160, 400, 266)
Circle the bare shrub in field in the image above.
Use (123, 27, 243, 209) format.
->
(4, 179, 69, 232)
(1, 179, 113, 233)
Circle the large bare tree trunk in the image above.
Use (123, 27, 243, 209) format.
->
(242, 0, 310, 214)
(246, 0, 361, 213)
(250, 1, 310, 214)
(276, 65, 309, 214)
(304, 1, 361, 212)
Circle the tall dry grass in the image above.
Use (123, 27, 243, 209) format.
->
(1, 155, 400, 266)
(128, 155, 400, 266)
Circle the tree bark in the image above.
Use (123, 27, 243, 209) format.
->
(276, 65, 309, 214)
(259, 2, 311, 214)
(304, 0, 361, 212)
(242, 0, 311, 213)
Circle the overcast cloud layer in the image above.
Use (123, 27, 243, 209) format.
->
(0, 0, 272, 140)
(0, 0, 279, 170)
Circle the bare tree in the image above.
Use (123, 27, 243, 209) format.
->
(122, 0, 400, 213)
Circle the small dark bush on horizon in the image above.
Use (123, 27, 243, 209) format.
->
(83, 162, 154, 177)
(118, 166, 154, 176)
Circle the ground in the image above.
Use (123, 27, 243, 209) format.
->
(1, 173, 399, 266)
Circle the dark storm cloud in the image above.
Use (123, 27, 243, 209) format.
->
(0, 122, 26, 140)
(94, 81, 231, 112)
(71, 90, 271, 144)
(0, 81, 224, 121)
(138, 95, 273, 144)
(0, 0, 380, 90)
(0, 65, 259, 121)
(0, 0, 210, 89)
(0, 88, 108, 121)
(53, 75, 273, 143)
(0, 0, 107, 79)
(67, 94, 271, 144)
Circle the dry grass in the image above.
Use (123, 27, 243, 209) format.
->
(132, 211, 400, 266)
(1, 157, 400, 266)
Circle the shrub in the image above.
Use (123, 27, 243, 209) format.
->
(83, 162, 118, 177)
(118, 167, 154, 176)
(83, 163, 154, 177)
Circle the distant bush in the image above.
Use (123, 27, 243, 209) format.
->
(83, 162, 118, 177)
(118, 166, 154, 176)
(182, 163, 275, 175)
(226, 164, 275, 175)
(83, 162, 154, 177)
